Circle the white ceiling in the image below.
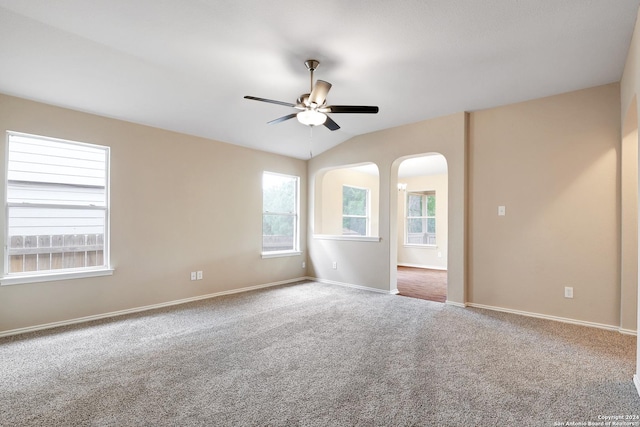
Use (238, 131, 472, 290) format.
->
(0, 1, 638, 160)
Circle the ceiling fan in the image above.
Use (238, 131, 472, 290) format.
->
(244, 59, 379, 131)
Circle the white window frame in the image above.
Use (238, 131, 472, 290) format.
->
(261, 171, 301, 258)
(1, 131, 113, 285)
(342, 184, 370, 237)
(405, 190, 436, 247)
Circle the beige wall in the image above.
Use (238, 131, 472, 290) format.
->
(309, 83, 625, 329)
(0, 55, 634, 337)
(620, 6, 640, 388)
(397, 173, 448, 270)
(621, 99, 638, 334)
(622, 10, 640, 126)
(317, 166, 379, 236)
(469, 83, 621, 326)
(0, 94, 307, 334)
(308, 112, 468, 301)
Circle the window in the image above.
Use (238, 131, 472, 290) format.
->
(342, 185, 369, 236)
(4, 132, 110, 281)
(262, 172, 299, 255)
(406, 191, 436, 245)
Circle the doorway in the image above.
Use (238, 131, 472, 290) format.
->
(395, 154, 448, 303)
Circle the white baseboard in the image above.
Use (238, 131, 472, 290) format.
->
(308, 279, 637, 335)
(445, 300, 466, 308)
(397, 263, 447, 271)
(312, 277, 394, 295)
(467, 302, 636, 335)
(0, 277, 308, 338)
(634, 375, 640, 398)
(7, 277, 635, 339)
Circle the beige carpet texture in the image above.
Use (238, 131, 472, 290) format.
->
(0, 281, 638, 426)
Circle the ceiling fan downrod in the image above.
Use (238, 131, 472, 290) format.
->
(305, 59, 319, 93)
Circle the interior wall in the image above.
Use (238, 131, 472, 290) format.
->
(621, 97, 638, 334)
(468, 83, 621, 327)
(308, 82, 624, 328)
(319, 166, 379, 236)
(0, 93, 307, 334)
(397, 173, 448, 270)
(620, 5, 640, 393)
(307, 112, 468, 302)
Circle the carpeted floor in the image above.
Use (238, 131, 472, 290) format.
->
(0, 281, 638, 426)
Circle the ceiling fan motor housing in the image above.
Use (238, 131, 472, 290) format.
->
(297, 94, 310, 107)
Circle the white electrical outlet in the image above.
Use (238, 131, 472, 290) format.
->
(302, 261, 306, 269)
(197, 271, 203, 280)
(564, 286, 573, 298)
(498, 205, 506, 216)
(190, 272, 197, 281)
(332, 261, 337, 270)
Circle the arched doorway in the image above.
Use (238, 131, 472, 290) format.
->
(394, 154, 448, 302)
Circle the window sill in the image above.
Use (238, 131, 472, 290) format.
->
(0, 268, 114, 286)
(403, 244, 438, 249)
(261, 251, 303, 259)
(313, 234, 382, 242)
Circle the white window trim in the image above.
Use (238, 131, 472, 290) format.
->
(261, 250, 303, 259)
(342, 184, 370, 237)
(261, 171, 300, 256)
(0, 267, 114, 286)
(313, 234, 381, 242)
(403, 243, 438, 249)
(2, 131, 111, 284)
(405, 190, 436, 247)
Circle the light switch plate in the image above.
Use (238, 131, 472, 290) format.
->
(564, 286, 573, 298)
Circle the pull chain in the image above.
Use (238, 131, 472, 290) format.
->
(309, 126, 314, 158)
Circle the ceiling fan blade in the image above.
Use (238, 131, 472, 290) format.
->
(267, 113, 298, 125)
(309, 80, 332, 106)
(244, 96, 296, 108)
(323, 115, 340, 131)
(324, 105, 379, 114)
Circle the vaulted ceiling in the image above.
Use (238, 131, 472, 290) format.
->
(0, 1, 638, 159)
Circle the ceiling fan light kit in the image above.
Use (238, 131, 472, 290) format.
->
(244, 59, 379, 131)
(297, 109, 327, 126)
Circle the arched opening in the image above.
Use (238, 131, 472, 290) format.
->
(313, 163, 380, 237)
(394, 154, 448, 302)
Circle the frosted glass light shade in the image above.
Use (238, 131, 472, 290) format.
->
(297, 110, 327, 126)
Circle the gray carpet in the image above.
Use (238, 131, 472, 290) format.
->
(0, 281, 638, 426)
